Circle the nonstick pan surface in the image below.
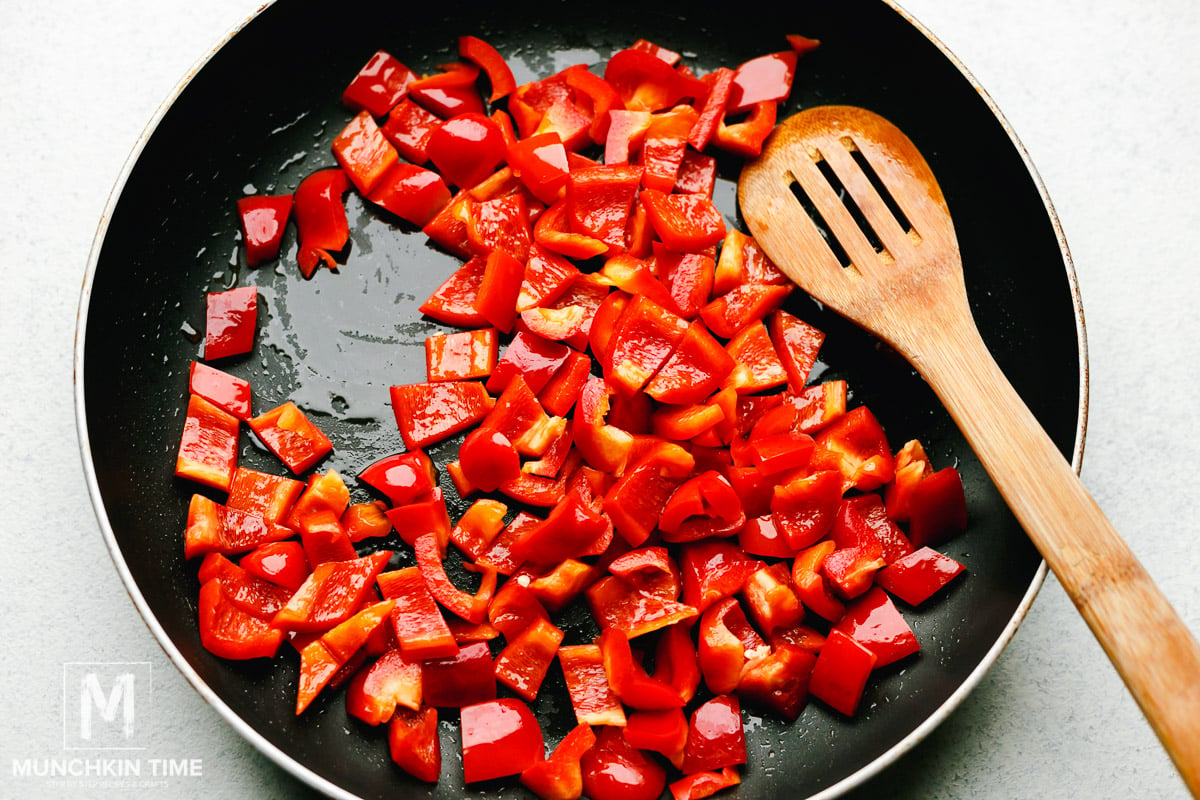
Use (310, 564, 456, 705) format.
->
(76, 1, 1085, 798)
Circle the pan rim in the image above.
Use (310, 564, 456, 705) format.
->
(71, 1, 1087, 798)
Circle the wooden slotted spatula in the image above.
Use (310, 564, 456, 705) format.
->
(738, 104, 1200, 796)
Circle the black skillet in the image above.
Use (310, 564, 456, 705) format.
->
(75, 0, 1085, 798)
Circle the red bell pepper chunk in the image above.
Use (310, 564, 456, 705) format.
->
(648, 621, 701, 706)
(532, 96, 595, 153)
(486, 572, 550, 639)
(494, 616, 566, 701)
(408, 63, 486, 118)
(787, 33, 822, 55)
(381, 97, 442, 163)
(197, 578, 285, 660)
(227, 466, 305, 525)
(333, 109, 400, 196)
(604, 47, 706, 113)
(655, 245, 715, 320)
(424, 327, 498, 383)
(414, 532, 497, 624)
(188, 361, 251, 421)
(366, 162, 452, 227)
(630, 38, 682, 65)
(533, 197, 610, 260)
(639, 189, 727, 252)
(712, 99, 778, 159)
(809, 628, 877, 716)
(559, 63, 624, 145)
(522, 423, 574, 478)
(565, 164, 643, 253)
(558, 644, 627, 727)
(644, 321, 735, 406)
(604, 444, 695, 547)
(346, 648, 423, 725)
(581, 725, 667, 800)
(659, 471, 746, 543)
(389, 380, 494, 450)
(295, 599, 395, 714)
(237, 193, 292, 268)
(679, 539, 763, 614)
(749, 431, 815, 476)
(770, 469, 844, 550)
(674, 149, 718, 196)
(240, 540, 310, 592)
(606, 294, 690, 396)
(516, 243, 580, 311)
(426, 111, 508, 190)
(270, 550, 390, 633)
(476, 510, 539, 576)
(466, 191, 532, 261)
(624, 707, 688, 769)
(471, 247, 524, 333)
(907, 466, 969, 548)
(697, 597, 770, 695)
(639, 105, 698, 192)
(723, 319, 788, 393)
(587, 574, 698, 639)
(832, 584, 920, 668)
(176, 394, 240, 491)
(737, 514, 794, 559)
(597, 628, 685, 710)
(507, 132, 571, 205)
(420, 255, 487, 325)
(600, 254, 678, 314)
(791, 540, 846, 623)
(293, 168, 350, 277)
(536, 350, 591, 418)
(739, 642, 817, 722)
(768, 309, 825, 392)
(285, 469, 350, 531)
(248, 401, 333, 475)
(713, 229, 788, 295)
(572, 377, 634, 474)
(487, 330, 571, 395)
(510, 486, 611, 567)
(377, 566, 459, 660)
(482, 374, 563, 457)
(450, 498, 509, 560)
(509, 71, 574, 137)
(698, 281, 792, 339)
(822, 541, 886, 600)
(884, 438, 933, 522)
(298, 508, 357, 567)
(688, 67, 736, 152)
(832, 493, 914, 564)
(388, 705, 441, 783)
(520, 723, 597, 800)
(184, 493, 292, 559)
(875, 545, 967, 606)
(458, 35, 516, 102)
(727, 51, 797, 113)
(669, 766, 742, 800)
(458, 429, 521, 494)
(342, 500, 391, 543)
(342, 50, 416, 118)
(742, 562, 805, 635)
(357, 449, 437, 508)
(681, 694, 746, 775)
(604, 109, 653, 165)
(197, 553, 293, 619)
(204, 285, 258, 361)
(422, 640, 496, 708)
(460, 697, 544, 783)
(813, 404, 895, 491)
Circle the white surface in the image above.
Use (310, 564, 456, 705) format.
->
(2, 1, 1197, 798)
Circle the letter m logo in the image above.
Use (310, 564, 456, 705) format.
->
(63, 662, 151, 750)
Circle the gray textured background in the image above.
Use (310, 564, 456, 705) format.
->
(2, 1, 1197, 798)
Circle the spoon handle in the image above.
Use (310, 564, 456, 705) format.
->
(914, 313, 1200, 797)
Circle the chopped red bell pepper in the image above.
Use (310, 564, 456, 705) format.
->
(768, 309, 825, 392)
(388, 705, 441, 783)
(408, 63, 486, 118)
(466, 191, 532, 261)
(679, 539, 763, 614)
(737, 641, 816, 722)
(204, 285, 258, 361)
(606, 294, 690, 395)
(424, 327, 498, 383)
(580, 725, 667, 800)
(295, 599, 395, 714)
(597, 627, 685, 711)
(698, 281, 792, 339)
(727, 50, 797, 113)
(366, 162, 452, 227)
(680, 694, 746, 775)
(333, 109, 400, 195)
(561, 64, 624, 145)
(655, 246, 715, 320)
(688, 67, 736, 152)
(883, 438, 933, 522)
(697, 597, 769, 695)
(875, 546, 967, 606)
(639, 105, 698, 192)
(197, 553, 293, 620)
(346, 647, 422, 725)
(565, 164, 643, 253)
(197, 577, 285, 660)
(381, 97, 443, 163)
(460, 697, 544, 783)
(471, 247, 524, 333)
(749, 430, 815, 476)
(907, 466, 968, 548)
(659, 471, 745, 543)
(790, 540, 846, 623)
(669, 766, 741, 800)
(458, 35, 516, 102)
(510, 486, 610, 567)
(449, 498, 509, 559)
(389, 380, 494, 450)
(487, 330, 571, 395)
(713, 229, 787, 294)
(673, 148, 718, 196)
(342, 500, 390, 543)
(603, 443, 694, 546)
(831, 493, 914, 564)
(227, 466, 304, 524)
(813, 405, 895, 492)
(712, 99, 777, 159)
(517, 243, 580, 311)
(558, 644, 627, 727)
(458, 429, 521, 494)
(520, 723, 597, 800)
(188, 361, 251, 421)
(357, 449, 437, 508)
(832, 585, 920, 668)
(604, 47, 705, 112)
(639, 189, 727, 252)
(624, 707, 688, 768)
(414, 531, 497, 624)
(643, 321, 734, 406)
(742, 562, 804, 635)
(507, 132, 571, 205)
(270, 550, 390, 633)
(342, 50, 416, 117)
(571, 377, 634, 474)
(296, 509, 355, 566)
(248, 401, 333, 475)
(237, 193, 292, 268)
(184, 493, 292, 559)
(239, 540, 309, 592)
(770, 468, 843, 549)
(420, 257, 486, 326)
(586, 574, 698, 639)
(286, 469, 350, 531)
(293, 168, 350, 277)
(537, 350, 591, 418)
(176, 394, 240, 491)
(533, 198, 610, 260)
(422, 640, 496, 708)
(808, 628, 877, 716)
(426, 111, 507, 190)
(377, 565, 459, 660)
(495, 616, 566, 701)
(723, 319, 788, 393)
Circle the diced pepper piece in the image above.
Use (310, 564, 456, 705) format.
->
(342, 50, 416, 117)
(624, 707, 688, 768)
(237, 194, 292, 267)
(381, 97, 442, 163)
(884, 438, 933, 522)
(176, 394, 240, 491)
(598, 627, 685, 710)
(698, 282, 792, 339)
(198, 553, 293, 619)
(680, 694, 746, 775)
(423, 640, 497, 709)
(425, 328, 498, 383)
(494, 616, 565, 701)
(768, 309, 824, 392)
(197, 578, 285, 660)
(604, 47, 706, 112)
(771, 469, 843, 550)
(606, 294, 690, 396)
(907, 466, 969, 548)
(832, 493, 914, 564)
(655, 245, 715, 320)
(459, 430, 521, 494)
(366, 162, 452, 227)
(697, 597, 770, 695)
(466, 191, 532, 261)
(688, 67, 735, 152)
(248, 401, 333, 475)
(639, 189, 727, 252)
(285, 469, 350, 531)
(791, 540, 846, 623)
(558, 644, 627, 727)
(680, 540, 763, 614)
(875, 546, 967, 606)
(239, 540, 310, 592)
(295, 599, 395, 714)
(450, 498, 509, 561)
(741, 562, 804, 635)
(713, 99, 777, 159)
(737, 642, 816, 722)
(581, 725, 667, 800)
(659, 471, 745, 543)
(669, 766, 741, 800)
(189, 361, 251, 421)
(415, 532, 497, 624)
(713, 230, 788, 295)
(293, 168, 350, 277)
(378, 566, 459, 660)
(808, 628, 877, 716)
(722, 319, 788, 393)
(333, 109, 400, 195)
(488, 330, 572, 395)
(389, 380, 494, 450)
(347, 648, 423, 725)
(270, 550, 390, 633)
(586, 574, 698, 639)
(408, 63, 486, 118)
(184, 493, 292, 559)
(520, 723, 597, 800)
(388, 705, 441, 783)
(204, 285, 258, 361)
(538, 350, 591, 417)
(458, 35, 516, 102)
(813, 405, 895, 492)
(565, 165, 643, 253)
(508, 132, 571, 205)
(604, 443, 695, 547)
(644, 321, 735, 406)
(727, 50, 797, 113)
(832, 585, 920, 668)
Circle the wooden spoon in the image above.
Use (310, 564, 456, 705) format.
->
(738, 104, 1200, 796)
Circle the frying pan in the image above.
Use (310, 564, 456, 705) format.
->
(75, 0, 1085, 798)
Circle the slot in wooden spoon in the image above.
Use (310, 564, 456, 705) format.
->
(739, 104, 1200, 796)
